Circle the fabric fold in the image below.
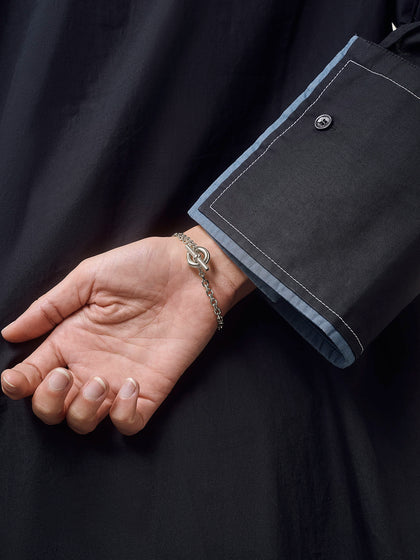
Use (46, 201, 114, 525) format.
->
(189, 32, 420, 368)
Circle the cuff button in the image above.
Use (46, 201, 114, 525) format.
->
(314, 114, 333, 130)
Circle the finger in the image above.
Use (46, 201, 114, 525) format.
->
(1, 259, 94, 343)
(109, 378, 145, 436)
(31, 367, 75, 425)
(1, 337, 64, 399)
(66, 376, 110, 435)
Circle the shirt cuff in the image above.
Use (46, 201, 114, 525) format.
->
(188, 34, 420, 368)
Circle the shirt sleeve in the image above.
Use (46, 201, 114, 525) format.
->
(188, 25, 420, 368)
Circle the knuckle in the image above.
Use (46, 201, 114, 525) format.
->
(32, 400, 49, 418)
(109, 409, 129, 425)
(68, 424, 93, 435)
(67, 418, 96, 435)
(118, 424, 142, 436)
(39, 299, 64, 327)
(78, 257, 91, 269)
(22, 362, 44, 385)
(111, 412, 145, 436)
(76, 258, 93, 277)
(67, 409, 88, 425)
(66, 411, 96, 434)
(32, 401, 64, 424)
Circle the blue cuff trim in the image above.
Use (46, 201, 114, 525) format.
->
(189, 208, 355, 368)
(189, 35, 357, 212)
(188, 36, 358, 368)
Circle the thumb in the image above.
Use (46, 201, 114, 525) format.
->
(2, 259, 94, 342)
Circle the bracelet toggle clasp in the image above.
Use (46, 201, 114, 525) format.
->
(185, 245, 210, 271)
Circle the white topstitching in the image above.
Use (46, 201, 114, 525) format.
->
(208, 60, 420, 354)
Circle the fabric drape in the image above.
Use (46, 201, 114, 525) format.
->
(0, 2, 419, 558)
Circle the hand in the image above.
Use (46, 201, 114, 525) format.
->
(0, 226, 254, 435)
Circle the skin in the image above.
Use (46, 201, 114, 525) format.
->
(0, 226, 255, 436)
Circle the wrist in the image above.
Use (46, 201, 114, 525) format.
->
(183, 225, 255, 314)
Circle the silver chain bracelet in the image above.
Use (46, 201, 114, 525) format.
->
(173, 233, 224, 331)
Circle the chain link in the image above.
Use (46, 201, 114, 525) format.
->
(173, 233, 224, 331)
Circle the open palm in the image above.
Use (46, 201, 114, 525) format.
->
(0, 230, 245, 435)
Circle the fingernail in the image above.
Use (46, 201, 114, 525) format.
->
(84, 376, 106, 400)
(2, 375, 17, 391)
(49, 368, 71, 391)
(120, 378, 137, 399)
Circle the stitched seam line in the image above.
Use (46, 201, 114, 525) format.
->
(209, 59, 420, 352)
(209, 57, 420, 354)
(363, 36, 420, 72)
(210, 203, 364, 353)
(210, 59, 420, 213)
(209, 60, 363, 351)
(351, 60, 420, 100)
(210, 62, 349, 208)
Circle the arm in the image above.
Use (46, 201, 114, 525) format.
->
(1, 24, 418, 436)
(1, 226, 254, 435)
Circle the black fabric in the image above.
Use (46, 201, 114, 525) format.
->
(381, 20, 420, 65)
(0, 2, 419, 559)
(197, 34, 420, 363)
(380, 20, 420, 47)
